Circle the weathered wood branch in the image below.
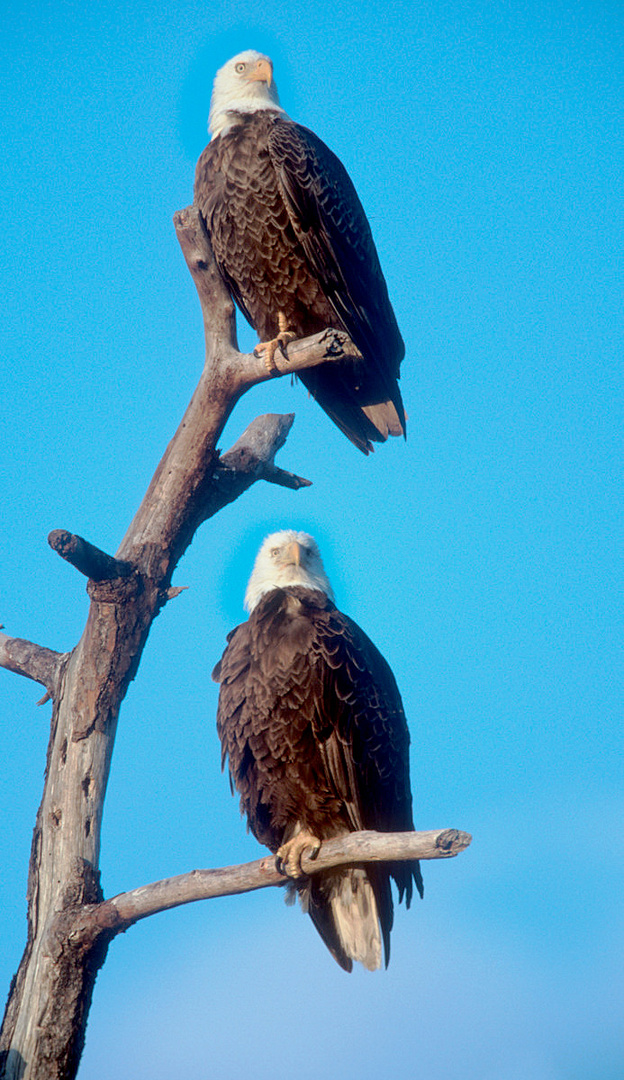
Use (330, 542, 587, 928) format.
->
(2, 829, 470, 1020)
(95, 829, 472, 931)
(209, 412, 312, 513)
(47, 530, 134, 581)
(0, 632, 65, 698)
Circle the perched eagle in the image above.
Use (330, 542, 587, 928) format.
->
(212, 530, 422, 971)
(195, 50, 406, 455)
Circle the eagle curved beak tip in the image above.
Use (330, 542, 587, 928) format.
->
(251, 58, 273, 87)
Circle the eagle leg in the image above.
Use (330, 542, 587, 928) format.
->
(276, 829, 322, 879)
(254, 311, 297, 375)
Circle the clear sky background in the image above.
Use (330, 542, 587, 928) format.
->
(1, 1, 622, 1077)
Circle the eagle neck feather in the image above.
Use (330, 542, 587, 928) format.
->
(251, 585, 333, 619)
(210, 103, 286, 140)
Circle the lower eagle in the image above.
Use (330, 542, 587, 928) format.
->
(195, 51, 406, 455)
(212, 530, 422, 971)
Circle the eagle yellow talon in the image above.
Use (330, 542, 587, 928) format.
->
(254, 313, 297, 375)
(276, 830, 322, 878)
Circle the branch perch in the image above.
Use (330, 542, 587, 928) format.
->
(91, 829, 472, 932)
(173, 204, 360, 390)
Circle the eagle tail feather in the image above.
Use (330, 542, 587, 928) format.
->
(297, 369, 405, 454)
(361, 401, 405, 439)
(329, 869, 382, 972)
(298, 868, 388, 972)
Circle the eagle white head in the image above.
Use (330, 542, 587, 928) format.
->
(244, 530, 335, 612)
(209, 50, 286, 139)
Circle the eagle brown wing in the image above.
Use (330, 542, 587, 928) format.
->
(213, 586, 422, 969)
(213, 588, 422, 897)
(311, 605, 423, 903)
(268, 119, 406, 431)
(213, 589, 345, 853)
(195, 113, 406, 454)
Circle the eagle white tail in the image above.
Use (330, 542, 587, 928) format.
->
(329, 868, 382, 972)
(293, 865, 384, 972)
(361, 401, 405, 439)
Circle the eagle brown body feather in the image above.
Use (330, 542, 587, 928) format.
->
(212, 585, 422, 970)
(195, 111, 406, 454)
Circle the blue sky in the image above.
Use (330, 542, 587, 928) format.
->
(1, 1, 622, 1077)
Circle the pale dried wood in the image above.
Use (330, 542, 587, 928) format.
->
(0, 633, 65, 698)
(96, 829, 472, 929)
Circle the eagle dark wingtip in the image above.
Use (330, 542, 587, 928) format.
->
(410, 864, 425, 903)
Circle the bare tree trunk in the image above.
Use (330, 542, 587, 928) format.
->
(0, 208, 471, 1080)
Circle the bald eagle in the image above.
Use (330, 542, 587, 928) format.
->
(212, 530, 422, 971)
(195, 51, 406, 455)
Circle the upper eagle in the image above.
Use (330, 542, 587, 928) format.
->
(194, 50, 406, 455)
(212, 530, 422, 971)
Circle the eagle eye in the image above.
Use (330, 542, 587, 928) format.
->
(235, 62, 246, 74)
(270, 547, 281, 557)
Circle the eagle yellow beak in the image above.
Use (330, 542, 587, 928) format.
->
(249, 57, 273, 87)
(285, 541, 301, 567)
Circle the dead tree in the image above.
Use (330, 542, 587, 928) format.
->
(0, 206, 471, 1080)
